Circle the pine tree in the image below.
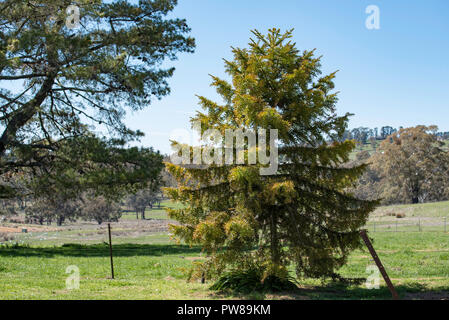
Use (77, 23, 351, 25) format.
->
(165, 29, 378, 289)
(0, 0, 194, 199)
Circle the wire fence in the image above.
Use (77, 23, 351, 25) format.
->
(365, 217, 448, 233)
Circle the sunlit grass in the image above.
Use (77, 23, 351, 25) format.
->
(1, 231, 448, 300)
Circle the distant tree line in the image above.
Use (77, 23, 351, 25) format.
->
(0, 157, 177, 225)
(343, 126, 449, 145)
(0, 169, 166, 226)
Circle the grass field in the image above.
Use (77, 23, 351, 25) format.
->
(374, 200, 449, 218)
(1, 201, 449, 300)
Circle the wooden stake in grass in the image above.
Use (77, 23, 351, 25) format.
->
(360, 229, 399, 300)
(108, 223, 114, 279)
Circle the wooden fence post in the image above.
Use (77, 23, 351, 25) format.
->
(108, 223, 115, 279)
(360, 230, 399, 300)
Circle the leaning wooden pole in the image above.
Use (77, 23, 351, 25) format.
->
(360, 229, 399, 300)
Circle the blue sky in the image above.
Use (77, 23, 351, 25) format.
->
(124, 0, 449, 154)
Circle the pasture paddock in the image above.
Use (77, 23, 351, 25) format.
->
(0, 201, 448, 299)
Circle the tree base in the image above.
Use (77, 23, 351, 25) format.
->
(210, 269, 298, 293)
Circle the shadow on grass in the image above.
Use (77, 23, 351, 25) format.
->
(214, 281, 449, 300)
(0, 243, 202, 258)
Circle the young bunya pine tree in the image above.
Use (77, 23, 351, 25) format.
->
(165, 29, 378, 291)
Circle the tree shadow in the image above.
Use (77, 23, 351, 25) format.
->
(0, 243, 202, 258)
(214, 281, 449, 300)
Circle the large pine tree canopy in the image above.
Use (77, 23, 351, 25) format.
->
(165, 29, 378, 285)
(0, 0, 194, 199)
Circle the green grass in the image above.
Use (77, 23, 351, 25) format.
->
(373, 200, 449, 218)
(1, 199, 449, 299)
(14, 230, 172, 247)
(349, 143, 377, 160)
(1, 231, 449, 300)
(368, 201, 449, 232)
(0, 243, 209, 300)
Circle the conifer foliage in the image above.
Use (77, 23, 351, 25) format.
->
(0, 0, 194, 199)
(165, 29, 378, 289)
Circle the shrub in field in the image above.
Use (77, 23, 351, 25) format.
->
(80, 196, 122, 225)
(210, 268, 297, 293)
(0, 232, 14, 242)
(126, 184, 163, 220)
(25, 197, 79, 226)
(0, 200, 16, 217)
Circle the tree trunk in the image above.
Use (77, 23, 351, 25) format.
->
(141, 208, 146, 220)
(411, 183, 420, 204)
(270, 214, 280, 269)
(57, 216, 65, 226)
